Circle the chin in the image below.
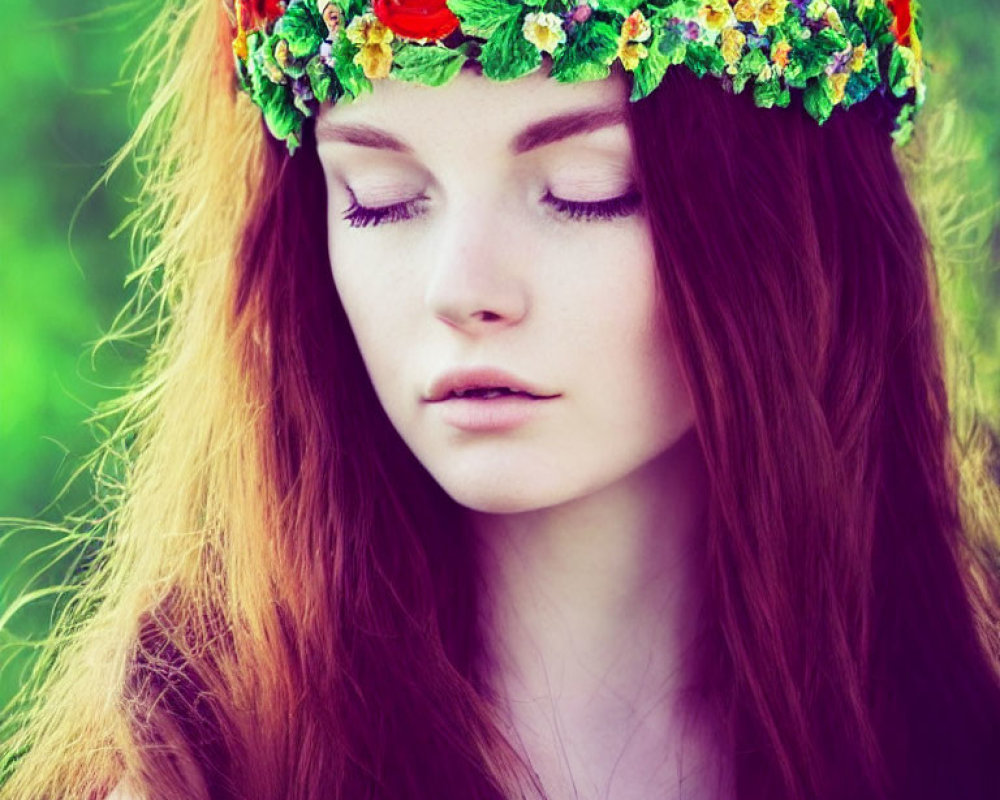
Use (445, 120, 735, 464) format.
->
(432, 469, 567, 515)
(442, 482, 552, 515)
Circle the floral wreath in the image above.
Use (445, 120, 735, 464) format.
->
(229, 0, 926, 154)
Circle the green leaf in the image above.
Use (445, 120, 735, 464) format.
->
(740, 46, 768, 76)
(330, 33, 372, 99)
(656, 24, 688, 65)
(661, 0, 703, 17)
(732, 71, 751, 94)
(888, 47, 911, 97)
(551, 58, 612, 82)
(842, 61, 878, 108)
(306, 55, 336, 103)
(478, 16, 542, 80)
(782, 61, 805, 88)
(446, 0, 523, 38)
(256, 76, 305, 142)
(598, 0, 644, 19)
(684, 41, 724, 78)
(802, 80, 833, 124)
(812, 26, 850, 55)
(842, 18, 866, 47)
(890, 103, 916, 147)
(630, 27, 673, 101)
(276, 0, 325, 59)
(250, 45, 282, 94)
(857, 0, 892, 38)
(391, 42, 468, 85)
(792, 40, 836, 82)
(550, 19, 619, 81)
(753, 76, 782, 107)
(338, 0, 370, 19)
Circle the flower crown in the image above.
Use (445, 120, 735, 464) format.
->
(230, 0, 926, 155)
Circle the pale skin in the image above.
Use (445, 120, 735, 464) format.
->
(316, 62, 732, 799)
(110, 62, 732, 800)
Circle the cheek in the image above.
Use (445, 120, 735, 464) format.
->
(573, 249, 691, 430)
(328, 251, 412, 403)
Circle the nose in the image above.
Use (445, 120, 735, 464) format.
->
(423, 193, 530, 333)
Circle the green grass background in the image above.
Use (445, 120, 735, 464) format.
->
(1, 0, 998, 715)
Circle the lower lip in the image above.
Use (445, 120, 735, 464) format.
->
(430, 395, 557, 432)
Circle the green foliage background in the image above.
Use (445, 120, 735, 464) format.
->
(0, 0, 998, 716)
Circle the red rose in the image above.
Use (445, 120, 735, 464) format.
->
(372, 0, 461, 41)
(887, 0, 912, 47)
(238, 0, 287, 31)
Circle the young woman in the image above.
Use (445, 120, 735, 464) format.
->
(2, 1, 999, 798)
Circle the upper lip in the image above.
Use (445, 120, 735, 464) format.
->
(425, 367, 561, 402)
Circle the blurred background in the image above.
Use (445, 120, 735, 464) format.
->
(1, 0, 998, 715)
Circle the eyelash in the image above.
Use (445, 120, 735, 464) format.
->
(341, 188, 643, 229)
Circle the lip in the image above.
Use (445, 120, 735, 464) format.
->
(430, 394, 558, 432)
(424, 367, 560, 404)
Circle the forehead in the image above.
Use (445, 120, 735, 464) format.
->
(315, 63, 631, 159)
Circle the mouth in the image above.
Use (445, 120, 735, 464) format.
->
(425, 367, 561, 404)
(441, 387, 552, 401)
(429, 388, 558, 432)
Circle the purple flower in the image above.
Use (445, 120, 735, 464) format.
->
(319, 40, 334, 67)
(825, 47, 853, 76)
(293, 77, 314, 102)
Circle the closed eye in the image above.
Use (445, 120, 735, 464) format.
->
(340, 187, 643, 229)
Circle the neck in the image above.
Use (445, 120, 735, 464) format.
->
(470, 429, 731, 799)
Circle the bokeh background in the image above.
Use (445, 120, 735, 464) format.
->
(1, 0, 998, 716)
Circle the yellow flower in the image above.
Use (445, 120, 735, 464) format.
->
(318, 0, 341, 36)
(346, 13, 395, 79)
(734, 0, 787, 35)
(620, 10, 652, 42)
(233, 31, 248, 61)
(274, 38, 291, 70)
(721, 27, 746, 72)
(699, 0, 734, 31)
(759, 0, 788, 28)
(346, 13, 395, 47)
(849, 41, 867, 73)
(617, 40, 649, 71)
(827, 71, 848, 105)
(354, 43, 394, 79)
(823, 6, 844, 33)
(733, 0, 755, 24)
(522, 11, 567, 54)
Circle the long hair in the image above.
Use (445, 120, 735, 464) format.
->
(2, 1, 999, 798)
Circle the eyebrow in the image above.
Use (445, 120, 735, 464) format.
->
(315, 106, 627, 155)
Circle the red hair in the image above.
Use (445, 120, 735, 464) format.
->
(129, 67, 997, 799)
(5, 24, 997, 797)
(626, 67, 1000, 798)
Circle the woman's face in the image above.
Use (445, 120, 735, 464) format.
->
(316, 64, 695, 513)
